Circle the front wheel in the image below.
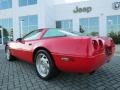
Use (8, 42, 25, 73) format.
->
(35, 50, 59, 80)
(5, 47, 16, 61)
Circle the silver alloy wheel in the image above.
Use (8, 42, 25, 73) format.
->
(36, 53, 50, 77)
(6, 48, 10, 60)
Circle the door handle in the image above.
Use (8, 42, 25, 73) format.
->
(29, 43, 32, 46)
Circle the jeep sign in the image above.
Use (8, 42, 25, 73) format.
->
(73, 6, 92, 13)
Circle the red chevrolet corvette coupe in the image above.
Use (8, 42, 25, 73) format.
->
(5, 28, 115, 80)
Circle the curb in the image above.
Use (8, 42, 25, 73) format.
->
(114, 53, 120, 56)
(115, 45, 120, 56)
(115, 53, 120, 56)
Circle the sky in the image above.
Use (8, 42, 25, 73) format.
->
(54, 0, 89, 4)
(66, 0, 89, 3)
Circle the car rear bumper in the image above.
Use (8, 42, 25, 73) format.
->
(52, 52, 114, 73)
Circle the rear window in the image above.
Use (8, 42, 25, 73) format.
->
(43, 29, 78, 38)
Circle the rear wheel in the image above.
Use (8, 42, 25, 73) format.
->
(5, 47, 16, 61)
(35, 50, 59, 80)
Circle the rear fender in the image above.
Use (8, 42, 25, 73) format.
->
(76, 38, 92, 57)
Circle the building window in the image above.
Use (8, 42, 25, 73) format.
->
(107, 15, 120, 34)
(79, 17, 99, 36)
(0, 0, 12, 10)
(19, 15, 38, 37)
(56, 20, 73, 32)
(0, 18, 13, 44)
(19, 0, 37, 7)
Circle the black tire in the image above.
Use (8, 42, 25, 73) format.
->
(35, 50, 59, 80)
(5, 46, 16, 61)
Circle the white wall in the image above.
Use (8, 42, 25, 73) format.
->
(54, 0, 66, 4)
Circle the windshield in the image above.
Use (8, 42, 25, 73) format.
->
(22, 30, 41, 41)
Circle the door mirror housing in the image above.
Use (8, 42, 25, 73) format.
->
(16, 38, 22, 42)
(16, 38, 25, 44)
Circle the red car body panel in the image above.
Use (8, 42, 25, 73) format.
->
(8, 29, 115, 73)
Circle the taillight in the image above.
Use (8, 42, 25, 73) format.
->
(98, 40, 104, 49)
(92, 40, 98, 50)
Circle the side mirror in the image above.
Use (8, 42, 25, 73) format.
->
(16, 38, 25, 44)
(16, 38, 22, 42)
(10, 38, 13, 41)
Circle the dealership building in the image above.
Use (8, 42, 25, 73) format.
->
(0, 0, 120, 45)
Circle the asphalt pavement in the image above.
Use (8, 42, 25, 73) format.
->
(0, 49, 120, 90)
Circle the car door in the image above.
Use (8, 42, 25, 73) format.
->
(8, 39, 23, 58)
(16, 30, 43, 63)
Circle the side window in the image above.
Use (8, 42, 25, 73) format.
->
(56, 20, 73, 32)
(23, 30, 41, 41)
(43, 29, 66, 38)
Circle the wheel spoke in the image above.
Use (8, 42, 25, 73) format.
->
(6, 49, 10, 60)
(36, 52, 50, 77)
